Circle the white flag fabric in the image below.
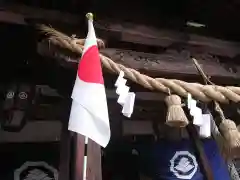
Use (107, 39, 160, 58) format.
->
(68, 17, 110, 147)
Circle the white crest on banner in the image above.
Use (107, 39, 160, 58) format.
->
(14, 161, 58, 180)
(170, 151, 198, 179)
(23, 169, 52, 180)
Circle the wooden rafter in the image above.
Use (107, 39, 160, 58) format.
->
(0, 3, 81, 25)
(2, 3, 240, 59)
(96, 21, 240, 58)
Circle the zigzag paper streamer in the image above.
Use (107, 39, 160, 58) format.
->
(114, 71, 124, 87)
(187, 93, 210, 137)
(115, 71, 135, 118)
(122, 92, 136, 117)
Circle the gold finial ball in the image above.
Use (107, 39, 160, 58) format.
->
(86, 13, 94, 21)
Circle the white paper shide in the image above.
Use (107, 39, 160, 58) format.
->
(187, 93, 211, 138)
(115, 71, 135, 118)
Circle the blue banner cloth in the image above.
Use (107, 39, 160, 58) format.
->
(135, 139, 230, 180)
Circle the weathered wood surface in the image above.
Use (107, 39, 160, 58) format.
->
(101, 48, 240, 80)
(0, 3, 80, 25)
(37, 40, 240, 82)
(59, 119, 71, 180)
(38, 85, 165, 121)
(2, 2, 240, 58)
(73, 136, 102, 180)
(86, 139, 102, 180)
(0, 11, 26, 25)
(73, 134, 85, 180)
(39, 85, 166, 101)
(96, 21, 240, 58)
(0, 121, 62, 143)
(37, 21, 240, 58)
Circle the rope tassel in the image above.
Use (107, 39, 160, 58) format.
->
(165, 95, 189, 127)
(219, 119, 240, 155)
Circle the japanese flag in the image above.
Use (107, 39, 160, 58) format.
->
(68, 15, 110, 147)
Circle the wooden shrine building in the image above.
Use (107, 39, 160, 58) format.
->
(0, 0, 240, 180)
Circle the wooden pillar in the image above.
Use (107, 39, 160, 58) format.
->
(86, 139, 102, 180)
(58, 119, 72, 180)
(57, 98, 102, 180)
(73, 134, 85, 180)
(73, 135, 102, 180)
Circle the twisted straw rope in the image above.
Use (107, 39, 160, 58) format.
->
(40, 25, 240, 104)
(210, 113, 240, 180)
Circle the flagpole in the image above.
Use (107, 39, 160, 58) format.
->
(83, 137, 88, 180)
(82, 12, 93, 180)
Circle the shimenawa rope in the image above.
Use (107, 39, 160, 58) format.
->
(39, 25, 240, 104)
(192, 58, 240, 156)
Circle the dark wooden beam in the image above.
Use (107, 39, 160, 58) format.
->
(2, 3, 240, 58)
(96, 20, 240, 58)
(39, 85, 166, 101)
(0, 11, 26, 25)
(0, 121, 62, 143)
(37, 41, 240, 84)
(0, 3, 81, 25)
(123, 120, 154, 135)
(37, 85, 165, 122)
(101, 48, 240, 83)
